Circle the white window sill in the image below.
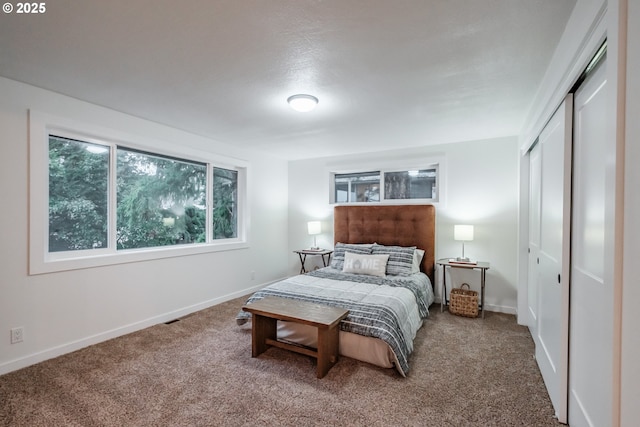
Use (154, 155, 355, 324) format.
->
(30, 240, 249, 275)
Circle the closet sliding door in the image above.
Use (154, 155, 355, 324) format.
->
(569, 55, 612, 427)
(529, 95, 573, 424)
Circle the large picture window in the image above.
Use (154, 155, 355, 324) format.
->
(331, 165, 439, 204)
(30, 112, 248, 274)
(48, 136, 242, 253)
(116, 148, 207, 249)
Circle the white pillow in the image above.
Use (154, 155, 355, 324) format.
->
(411, 249, 425, 274)
(342, 252, 389, 277)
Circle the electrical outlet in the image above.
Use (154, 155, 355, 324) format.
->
(10, 327, 24, 344)
(251, 271, 255, 280)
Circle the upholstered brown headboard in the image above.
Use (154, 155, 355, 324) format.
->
(333, 205, 436, 284)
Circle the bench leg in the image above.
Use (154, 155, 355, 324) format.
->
(252, 315, 277, 357)
(316, 325, 340, 378)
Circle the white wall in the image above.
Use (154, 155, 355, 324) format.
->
(0, 77, 289, 374)
(288, 137, 520, 314)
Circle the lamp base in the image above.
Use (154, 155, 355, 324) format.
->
(456, 256, 470, 262)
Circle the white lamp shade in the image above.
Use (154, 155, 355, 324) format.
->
(307, 221, 321, 235)
(288, 94, 318, 112)
(454, 225, 474, 241)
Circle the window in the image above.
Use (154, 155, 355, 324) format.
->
(331, 165, 439, 204)
(384, 168, 437, 200)
(334, 171, 380, 203)
(116, 148, 207, 249)
(49, 135, 110, 252)
(30, 110, 248, 274)
(212, 167, 238, 239)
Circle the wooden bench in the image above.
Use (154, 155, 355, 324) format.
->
(242, 296, 349, 378)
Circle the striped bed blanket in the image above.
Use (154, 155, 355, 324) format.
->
(236, 267, 434, 376)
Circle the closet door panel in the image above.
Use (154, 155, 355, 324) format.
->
(535, 96, 572, 423)
(569, 56, 612, 427)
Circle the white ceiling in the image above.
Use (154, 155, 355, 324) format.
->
(0, 0, 576, 160)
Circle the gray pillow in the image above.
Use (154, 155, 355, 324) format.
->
(330, 243, 373, 270)
(371, 244, 416, 276)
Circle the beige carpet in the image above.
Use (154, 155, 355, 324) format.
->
(0, 296, 562, 426)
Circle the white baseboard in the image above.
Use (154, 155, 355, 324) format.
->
(0, 278, 285, 376)
(484, 303, 517, 316)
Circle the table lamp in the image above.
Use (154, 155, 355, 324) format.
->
(307, 221, 321, 250)
(454, 225, 474, 261)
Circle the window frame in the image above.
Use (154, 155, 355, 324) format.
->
(328, 161, 442, 205)
(29, 110, 249, 275)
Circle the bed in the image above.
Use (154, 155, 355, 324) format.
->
(237, 204, 436, 376)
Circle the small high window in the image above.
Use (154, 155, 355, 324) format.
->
(331, 165, 439, 204)
(334, 171, 380, 203)
(384, 168, 437, 200)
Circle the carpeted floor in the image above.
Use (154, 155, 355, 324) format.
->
(0, 296, 562, 426)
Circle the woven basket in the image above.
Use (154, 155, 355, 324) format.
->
(449, 283, 479, 318)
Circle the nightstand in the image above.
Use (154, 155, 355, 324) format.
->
(437, 259, 490, 318)
(293, 249, 333, 274)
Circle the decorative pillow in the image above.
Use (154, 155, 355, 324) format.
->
(342, 252, 389, 277)
(371, 244, 417, 276)
(330, 243, 374, 270)
(411, 249, 425, 274)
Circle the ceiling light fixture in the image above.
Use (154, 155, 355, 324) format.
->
(287, 94, 319, 112)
